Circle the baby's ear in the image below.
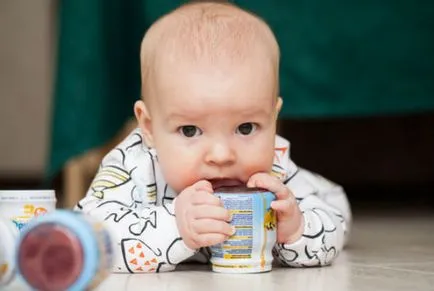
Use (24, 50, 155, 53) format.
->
(275, 97, 283, 118)
(134, 100, 154, 147)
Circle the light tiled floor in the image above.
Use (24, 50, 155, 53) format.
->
(338, 210, 434, 291)
(101, 209, 434, 291)
(5, 209, 434, 291)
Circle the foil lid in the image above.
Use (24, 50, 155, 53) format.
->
(214, 186, 269, 193)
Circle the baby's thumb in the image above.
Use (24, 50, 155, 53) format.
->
(193, 180, 213, 192)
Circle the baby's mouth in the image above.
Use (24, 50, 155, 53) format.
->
(209, 179, 244, 190)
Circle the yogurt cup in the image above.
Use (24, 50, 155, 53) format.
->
(0, 216, 19, 286)
(210, 187, 277, 273)
(16, 210, 115, 291)
(0, 190, 56, 231)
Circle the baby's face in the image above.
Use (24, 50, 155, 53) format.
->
(143, 60, 280, 193)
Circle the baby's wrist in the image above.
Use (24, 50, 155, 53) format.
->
(283, 209, 305, 244)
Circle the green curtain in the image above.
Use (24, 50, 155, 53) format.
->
(48, 0, 434, 178)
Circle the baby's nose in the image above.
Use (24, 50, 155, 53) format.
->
(205, 142, 236, 166)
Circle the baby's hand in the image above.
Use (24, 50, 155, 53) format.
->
(174, 180, 234, 250)
(247, 173, 304, 244)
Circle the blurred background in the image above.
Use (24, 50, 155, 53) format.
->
(1, 0, 433, 212)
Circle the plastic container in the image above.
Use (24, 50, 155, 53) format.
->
(0, 217, 19, 286)
(16, 210, 115, 291)
(0, 190, 56, 231)
(210, 187, 277, 273)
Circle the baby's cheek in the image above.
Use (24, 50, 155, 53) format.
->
(244, 156, 274, 177)
(161, 165, 199, 194)
(242, 142, 274, 169)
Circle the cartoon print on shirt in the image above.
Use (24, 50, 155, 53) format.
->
(95, 184, 139, 210)
(90, 165, 132, 199)
(128, 208, 157, 236)
(101, 203, 134, 223)
(147, 183, 157, 202)
(274, 146, 288, 164)
(272, 243, 298, 265)
(96, 201, 157, 236)
(271, 146, 290, 180)
(121, 238, 164, 273)
(162, 184, 176, 216)
(271, 163, 287, 180)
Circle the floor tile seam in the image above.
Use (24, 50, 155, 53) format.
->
(350, 263, 434, 275)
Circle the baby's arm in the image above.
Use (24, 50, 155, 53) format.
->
(74, 132, 195, 273)
(273, 168, 352, 267)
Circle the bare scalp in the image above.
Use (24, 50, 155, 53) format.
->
(139, 1, 280, 103)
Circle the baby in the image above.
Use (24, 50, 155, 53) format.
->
(76, 1, 351, 273)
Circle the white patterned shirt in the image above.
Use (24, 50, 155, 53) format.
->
(75, 128, 352, 273)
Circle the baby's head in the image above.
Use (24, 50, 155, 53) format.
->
(135, 1, 282, 193)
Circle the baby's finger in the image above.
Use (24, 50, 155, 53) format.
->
(273, 185, 291, 201)
(192, 219, 235, 237)
(193, 205, 232, 222)
(247, 173, 289, 200)
(193, 233, 229, 248)
(271, 199, 293, 215)
(246, 172, 269, 188)
(191, 191, 222, 206)
(192, 180, 213, 192)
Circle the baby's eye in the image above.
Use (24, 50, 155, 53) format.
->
(236, 123, 257, 135)
(179, 125, 202, 137)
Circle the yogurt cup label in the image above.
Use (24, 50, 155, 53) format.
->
(210, 187, 276, 273)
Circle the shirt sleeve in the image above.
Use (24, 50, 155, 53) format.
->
(74, 130, 196, 273)
(272, 136, 352, 267)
